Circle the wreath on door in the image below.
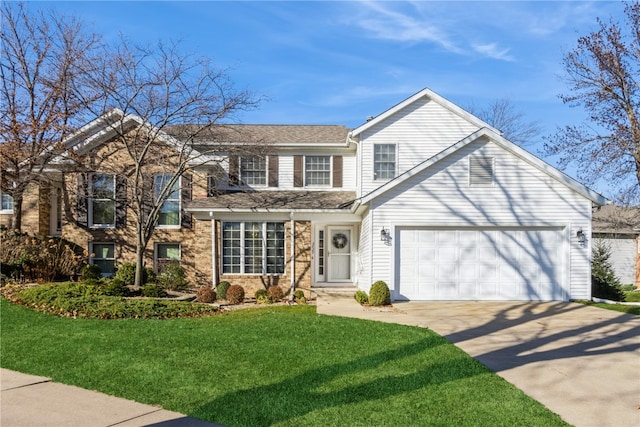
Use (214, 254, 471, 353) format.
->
(332, 233, 348, 249)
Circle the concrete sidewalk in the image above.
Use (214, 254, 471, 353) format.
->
(317, 292, 640, 427)
(0, 369, 221, 427)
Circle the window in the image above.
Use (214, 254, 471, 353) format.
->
(90, 243, 115, 277)
(156, 243, 180, 273)
(155, 175, 180, 227)
(374, 144, 396, 180)
(240, 157, 266, 186)
(90, 174, 115, 227)
(305, 156, 331, 186)
(222, 222, 286, 275)
(0, 191, 13, 213)
(469, 156, 494, 186)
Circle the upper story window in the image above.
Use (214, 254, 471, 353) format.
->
(374, 144, 396, 180)
(469, 156, 494, 186)
(240, 157, 266, 186)
(154, 174, 180, 227)
(305, 156, 331, 186)
(0, 191, 13, 213)
(90, 173, 115, 227)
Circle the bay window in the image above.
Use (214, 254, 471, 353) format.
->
(222, 222, 285, 275)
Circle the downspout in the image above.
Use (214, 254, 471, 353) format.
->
(289, 211, 295, 301)
(210, 212, 218, 288)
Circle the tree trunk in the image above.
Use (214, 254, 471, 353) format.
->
(12, 192, 23, 232)
(134, 228, 146, 287)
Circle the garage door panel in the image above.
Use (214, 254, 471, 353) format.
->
(398, 227, 564, 301)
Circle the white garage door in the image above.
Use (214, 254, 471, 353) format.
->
(397, 228, 565, 301)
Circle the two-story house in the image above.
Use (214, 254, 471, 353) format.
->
(1, 88, 607, 301)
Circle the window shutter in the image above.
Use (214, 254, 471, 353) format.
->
(293, 155, 303, 187)
(115, 175, 127, 228)
(181, 173, 192, 229)
(268, 155, 279, 187)
(469, 157, 494, 186)
(332, 156, 343, 188)
(76, 173, 88, 227)
(228, 155, 239, 187)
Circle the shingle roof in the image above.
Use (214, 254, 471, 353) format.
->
(592, 205, 640, 234)
(166, 124, 350, 144)
(186, 191, 356, 211)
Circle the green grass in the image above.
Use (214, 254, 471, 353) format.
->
(624, 291, 640, 302)
(0, 298, 567, 426)
(578, 299, 640, 315)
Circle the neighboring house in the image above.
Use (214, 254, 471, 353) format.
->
(592, 205, 640, 287)
(0, 88, 607, 301)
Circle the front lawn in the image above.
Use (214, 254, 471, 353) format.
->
(0, 298, 567, 426)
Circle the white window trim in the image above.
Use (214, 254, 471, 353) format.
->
(155, 242, 181, 272)
(240, 156, 268, 188)
(0, 191, 14, 215)
(221, 221, 286, 276)
(89, 242, 116, 277)
(155, 174, 181, 229)
(373, 143, 398, 181)
(89, 173, 116, 229)
(304, 155, 332, 188)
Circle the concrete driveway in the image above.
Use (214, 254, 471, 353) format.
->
(317, 294, 640, 427)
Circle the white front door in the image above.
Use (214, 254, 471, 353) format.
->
(327, 227, 352, 282)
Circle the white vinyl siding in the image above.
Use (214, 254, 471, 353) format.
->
(362, 139, 592, 300)
(360, 97, 480, 195)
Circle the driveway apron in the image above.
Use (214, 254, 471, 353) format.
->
(317, 294, 640, 427)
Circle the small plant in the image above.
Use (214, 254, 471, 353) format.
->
(141, 284, 168, 298)
(354, 290, 369, 305)
(255, 288, 270, 304)
(226, 284, 245, 305)
(80, 264, 102, 281)
(267, 285, 284, 301)
(216, 281, 231, 299)
(592, 243, 625, 301)
(195, 286, 216, 303)
(114, 263, 136, 285)
(294, 289, 306, 304)
(102, 278, 129, 297)
(368, 280, 391, 306)
(157, 263, 188, 291)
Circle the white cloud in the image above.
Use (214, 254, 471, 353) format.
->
(472, 43, 515, 62)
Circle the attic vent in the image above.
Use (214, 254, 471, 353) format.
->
(469, 156, 494, 186)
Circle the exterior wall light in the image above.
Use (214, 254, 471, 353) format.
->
(576, 229, 586, 244)
(380, 228, 390, 244)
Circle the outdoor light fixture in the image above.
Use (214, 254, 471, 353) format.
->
(380, 228, 390, 243)
(576, 229, 586, 244)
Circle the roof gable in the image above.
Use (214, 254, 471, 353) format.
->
(356, 127, 607, 209)
(350, 87, 499, 138)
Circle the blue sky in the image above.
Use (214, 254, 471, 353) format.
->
(34, 1, 628, 192)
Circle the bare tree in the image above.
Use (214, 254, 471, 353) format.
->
(544, 1, 640, 205)
(0, 2, 102, 230)
(468, 98, 541, 146)
(82, 39, 261, 286)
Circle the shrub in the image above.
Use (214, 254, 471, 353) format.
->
(102, 278, 129, 297)
(114, 263, 136, 285)
(80, 264, 102, 281)
(369, 280, 391, 306)
(294, 289, 306, 303)
(144, 267, 156, 284)
(255, 288, 270, 304)
(158, 263, 188, 291)
(0, 231, 85, 282)
(195, 286, 216, 303)
(267, 285, 284, 301)
(141, 284, 168, 298)
(592, 243, 625, 301)
(216, 281, 231, 299)
(226, 284, 245, 305)
(354, 290, 369, 305)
